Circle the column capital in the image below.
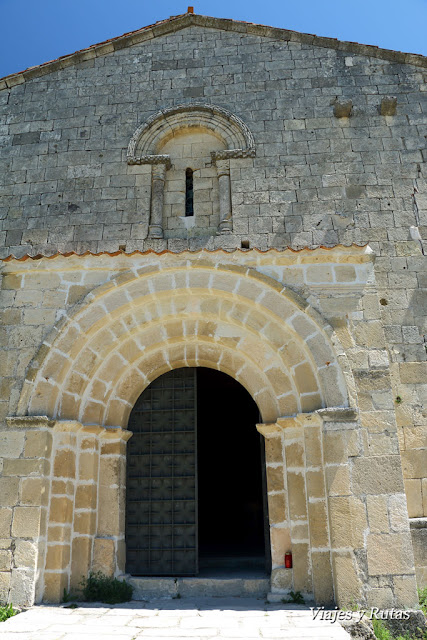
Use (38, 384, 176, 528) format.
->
(215, 158, 230, 177)
(6, 415, 55, 430)
(152, 163, 167, 181)
(6, 416, 133, 441)
(256, 422, 282, 437)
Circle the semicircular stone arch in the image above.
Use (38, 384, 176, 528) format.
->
(127, 103, 255, 158)
(19, 264, 351, 428)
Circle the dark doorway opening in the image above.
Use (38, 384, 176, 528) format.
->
(126, 367, 270, 577)
(197, 368, 269, 576)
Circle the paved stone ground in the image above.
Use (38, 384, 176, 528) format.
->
(0, 597, 351, 639)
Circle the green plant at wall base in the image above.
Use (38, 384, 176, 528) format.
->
(373, 618, 427, 640)
(80, 572, 133, 604)
(419, 587, 427, 617)
(62, 588, 72, 603)
(0, 604, 17, 622)
(289, 591, 305, 604)
(281, 590, 305, 605)
(372, 619, 394, 640)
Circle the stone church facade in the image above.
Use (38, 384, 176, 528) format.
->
(0, 12, 426, 608)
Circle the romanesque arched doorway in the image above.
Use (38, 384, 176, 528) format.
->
(126, 367, 270, 577)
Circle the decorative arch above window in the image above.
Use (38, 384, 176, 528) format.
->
(127, 104, 256, 239)
(127, 103, 255, 162)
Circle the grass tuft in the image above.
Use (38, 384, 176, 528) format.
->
(418, 587, 427, 617)
(80, 572, 133, 605)
(0, 604, 17, 622)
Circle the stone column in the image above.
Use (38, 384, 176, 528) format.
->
(279, 414, 334, 605)
(94, 428, 132, 578)
(148, 163, 167, 239)
(216, 159, 232, 234)
(3, 417, 53, 606)
(256, 422, 291, 597)
(258, 415, 334, 605)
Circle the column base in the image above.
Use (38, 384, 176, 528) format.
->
(148, 225, 164, 239)
(217, 223, 232, 235)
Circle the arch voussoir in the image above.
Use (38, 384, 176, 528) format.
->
(22, 263, 351, 427)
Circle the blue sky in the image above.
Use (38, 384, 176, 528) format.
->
(1, 0, 426, 78)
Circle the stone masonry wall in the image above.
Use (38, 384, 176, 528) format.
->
(0, 248, 422, 605)
(0, 26, 425, 519)
(0, 16, 426, 601)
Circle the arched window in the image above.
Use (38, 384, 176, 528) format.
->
(185, 168, 194, 217)
(127, 104, 255, 238)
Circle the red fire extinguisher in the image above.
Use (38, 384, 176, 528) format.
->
(285, 551, 292, 569)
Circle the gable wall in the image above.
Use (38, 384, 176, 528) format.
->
(0, 23, 426, 599)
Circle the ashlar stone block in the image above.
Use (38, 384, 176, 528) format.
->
(267, 493, 286, 524)
(332, 552, 362, 608)
(14, 540, 37, 569)
(93, 538, 115, 576)
(9, 568, 35, 608)
(53, 449, 76, 479)
(0, 477, 20, 506)
(70, 537, 92, 590)
(24, 431, 52, 459)
(367, 533, 415, 576)
(11, 507, 41, 538)
(266, 465, 285, 492)
(45, 544, 70, 571)
(367, 495, 389, 533)
(0, 508, 12, 538)
(20, 478, 48, 507)
(311, 551, 334, 605)
(287, 472, 307, 521)
(49, 497, 73, 525)
(351, 455, 404, 495)
(43, 572, 68, 603)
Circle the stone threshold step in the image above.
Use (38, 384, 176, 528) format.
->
(125, 575, 271, 599)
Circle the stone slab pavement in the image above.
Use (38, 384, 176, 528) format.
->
(0, 597, 351, 640)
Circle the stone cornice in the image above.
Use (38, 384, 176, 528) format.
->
(0, 243, 373, 265)
(1, 13, 426, 90)
(127, 154, 172, 169)
(256, 407, 359, 436)
(6, 416, 55, 429)
(6, 416, 132, 440)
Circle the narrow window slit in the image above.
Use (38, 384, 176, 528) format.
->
(185, 168, 194, 217)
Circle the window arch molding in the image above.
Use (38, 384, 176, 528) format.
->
(127, 103, 255, 163)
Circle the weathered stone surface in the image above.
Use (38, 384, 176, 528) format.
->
(53, 449, 76, 479)
(367, 532, 415, 575)
(0, 432, 25, 458)
(92, 538, 115, 576)
(333, 100, 353, 118)
(49, 497, 73, 525)
(352, 456, 404, 495)
(379, 96, 397, 116)
(382, 610, 427, 639)
(0, 570, 11, 602)
(332, 552, 363, 607)
(340, 614, 375, 640)
(0, 12, 426, 613)
(0, 478, 19, 506)
(11, 507, 41, 538)
(14, 540, 37, 569)
(9, 568, 35, 607)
